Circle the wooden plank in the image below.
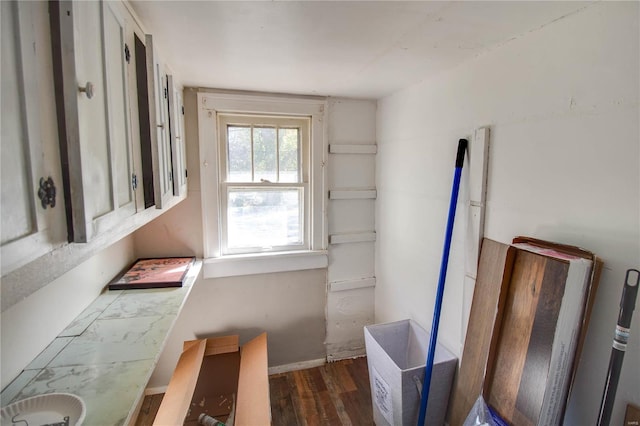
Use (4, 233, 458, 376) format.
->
(285, 370, 305, 425)
(308, 368, 342, 425)
(329, 232, 376, 245)
(469, 128, 489, 205)
(464, 128, 490, 280)
(269, 374, 299, 426)
(448, 239, 514, 426)
(485, 251, 549, 423)
(464, 204, 484, 280)
(236, 333, 271, 426)
(293, 369, 320, 425)
(347, 357, 374, 425)
(341, 389, 373, 426)
(329, 144, 377, 154)
(327, 360, 357, 393)
(625, 404, 640, 426)
(513, 257, 567, 423)
(329, 189, 377, 200)
(153, 339, 206, 426)
(329, 277, 375, 292)
(512, 235, 604, 396)
(318, 367, 354, 426)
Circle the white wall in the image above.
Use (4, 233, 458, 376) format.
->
(326, 98, 377, 360)
(137, 90, 334, 387)
(145, 268, 327, 388)
(1, 236, 134, 389)
(375, 3, 639, 426)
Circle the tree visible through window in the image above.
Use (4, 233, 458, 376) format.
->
(219, 114, 310, 254)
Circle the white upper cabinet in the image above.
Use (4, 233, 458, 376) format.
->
(1, 0, 187, 278)
(145, 36, 174, 208)
(167, 75, 187, 196)
(50, 0, 140, 242)
(102, 1, 140, 215)
(125, 17, 151, 211)
(1, 1, 67, 275)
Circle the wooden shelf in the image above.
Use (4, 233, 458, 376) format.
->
(329, 144, 377, 154)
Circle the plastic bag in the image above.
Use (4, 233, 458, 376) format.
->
(462, 396, 508, 426)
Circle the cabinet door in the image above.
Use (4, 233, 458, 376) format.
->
(50, 0, 137, 242)
(167, 75, 187, 196)
(145, 35, 173, 208)
(125, 19, 151, 211)
(101, 0, 138, 217)
(1, 1, 66, 275)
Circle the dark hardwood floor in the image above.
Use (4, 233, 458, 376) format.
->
(135, 357, 374, 426)
(270, 357, 374, 426)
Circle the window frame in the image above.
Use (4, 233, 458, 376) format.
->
(197, 91, 328, 278)
(218, 113, 310, 255)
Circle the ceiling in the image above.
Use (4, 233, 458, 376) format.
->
(129, 1, 591, 99)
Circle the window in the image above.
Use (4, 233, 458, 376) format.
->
(198, 92, 327, 278)
(219, 114, 309, 254)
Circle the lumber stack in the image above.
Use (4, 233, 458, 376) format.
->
(449, 237, 602, 426)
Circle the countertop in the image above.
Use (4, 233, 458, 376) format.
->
(1, 260, 201, 425)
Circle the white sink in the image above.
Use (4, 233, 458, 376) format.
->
(1, 393, 85, 426)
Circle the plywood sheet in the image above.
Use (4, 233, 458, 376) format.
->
(450, 237, 601, 426)
(236, 333, 271, 426)
(153, 340, 206, 426)
(448, 239, 515, 426)
(485, 251, 568, 425)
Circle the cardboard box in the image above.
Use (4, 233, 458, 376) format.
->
(153, 333, 270, 426)
(364, 319, 457, 426)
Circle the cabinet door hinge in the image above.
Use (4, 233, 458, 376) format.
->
(132, 173, 138, 190)
(37, 177, 56, 209)
(182, 106, 184, 115)
(124, 44, 130, 64)
(164, 88, 168, 99)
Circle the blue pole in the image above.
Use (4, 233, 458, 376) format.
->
(417, 139, 467, 426)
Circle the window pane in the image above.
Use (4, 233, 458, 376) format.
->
(227, 125, 251, 182)
(227, 188, 302, 249)
(253, 127, 277, 182)
(279, 128, 300, 183)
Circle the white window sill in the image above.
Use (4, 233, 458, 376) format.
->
(203, 250, 328, 279)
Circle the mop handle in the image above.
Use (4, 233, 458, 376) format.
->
(417, 139, 467, 426)
(597, 268, 639, 426)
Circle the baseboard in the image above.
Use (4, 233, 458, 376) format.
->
(144, 385, 168, 395)
(268, 358, 327, 375)
(327, 347, 366, 362)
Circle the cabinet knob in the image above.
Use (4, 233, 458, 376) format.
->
(157, 123, 164, 129)
(79, 82, 94, 99)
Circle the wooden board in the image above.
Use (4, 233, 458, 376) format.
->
(153, 340, 206, 426)
(448, 239, 515, 426)
(236, 333, 271, 426)
(450, 237, 601, 426)
(485, 250, 568, 425)
(625, 404, 640, 426)
(513, 236, 604, 396)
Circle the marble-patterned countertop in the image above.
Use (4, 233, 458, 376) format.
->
(1, 260, 202, 425)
